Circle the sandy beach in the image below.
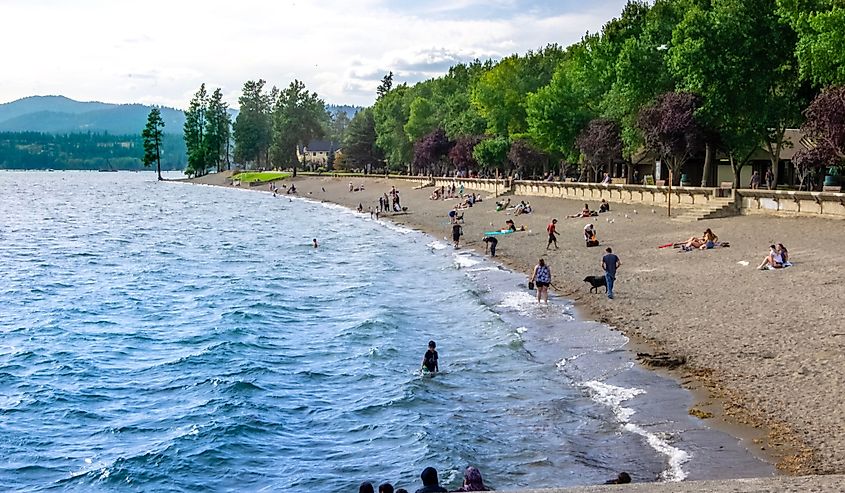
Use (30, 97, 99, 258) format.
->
(191, 172, 844, 478)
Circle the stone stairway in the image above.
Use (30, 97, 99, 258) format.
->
(671, 197, 737, 222)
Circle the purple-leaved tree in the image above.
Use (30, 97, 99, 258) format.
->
(448, 135, 483, 176)
(576, 118, 622, 182)
(507, 139, 548, 179)
(794, 86, 845, 189)
(636, 92, 704, 186)
(412, 128, 453, 176)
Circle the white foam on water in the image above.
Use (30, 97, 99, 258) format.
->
(556, 351, 586, 369)
(583, 380, 690, 482)
(516, 326, 528, 334)
(453, 252, 482, 268)
(497, 290, 539, 314)
(427, 240, 449, 250)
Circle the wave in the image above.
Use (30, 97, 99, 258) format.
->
(583, 380, 690, 482)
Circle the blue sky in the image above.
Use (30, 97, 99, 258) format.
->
(1, 0, 633, 108)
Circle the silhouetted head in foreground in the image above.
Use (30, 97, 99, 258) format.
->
(359, 481, 375, 493)
(378, 483, 394, 493)
(421, 467, 440, 486)
(604, 472, 631, 484)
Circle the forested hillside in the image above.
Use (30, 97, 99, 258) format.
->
(0, 132, 186, 170)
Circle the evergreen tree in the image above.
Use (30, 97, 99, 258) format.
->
(377, 71, 394, 100)
(142, 107, 165, 180)
(233, 79, 273, 167)
(269, 79, 329, 176)
(206, 88, 231, 173)
(183, 84, 210, 177)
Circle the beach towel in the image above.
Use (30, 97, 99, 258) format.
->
(763, 261, 793, 270)
(483, 230, 516, 236)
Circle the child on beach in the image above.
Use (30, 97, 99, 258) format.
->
(546, 219, 559, 250)
(422, 341, 439, 374)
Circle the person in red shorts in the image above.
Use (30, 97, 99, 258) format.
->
(546, 218, 559, 250)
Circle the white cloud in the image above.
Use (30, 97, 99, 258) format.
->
(0, 0, 629, 108)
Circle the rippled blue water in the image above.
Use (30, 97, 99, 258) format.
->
(0, 172, 772, 492)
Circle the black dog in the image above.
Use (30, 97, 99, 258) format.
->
(583, 275, 607, 293)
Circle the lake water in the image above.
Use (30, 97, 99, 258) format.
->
(0, 171, 773, 491)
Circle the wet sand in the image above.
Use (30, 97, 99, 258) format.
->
(190, 172, 845, 479)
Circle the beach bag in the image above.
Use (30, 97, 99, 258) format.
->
(528, 280, 535, 290)
(586, 239, 599, 247)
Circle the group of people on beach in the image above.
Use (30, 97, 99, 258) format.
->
(358, 466, 631, 492)
(358, 466, 489, 493)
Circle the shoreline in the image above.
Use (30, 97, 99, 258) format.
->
(185, 172, 842, 478)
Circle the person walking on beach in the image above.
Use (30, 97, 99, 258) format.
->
(530, 258, 551, 303)
(602, 247, 620, 299)
(546, 218, 559, 250)
(422, 341, 439, 374)
(452, 222, 463, 249)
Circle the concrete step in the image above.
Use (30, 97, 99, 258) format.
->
(671, 200, 737, 222)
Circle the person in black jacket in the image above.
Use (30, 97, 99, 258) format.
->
(414, 467, 447, 493)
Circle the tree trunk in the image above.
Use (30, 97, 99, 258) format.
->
(730, 154, 740, 189)
(700, 142, 713, 187)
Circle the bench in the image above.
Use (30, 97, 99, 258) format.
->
(717, 181, 734, 197)
(822, 185, 842, 192)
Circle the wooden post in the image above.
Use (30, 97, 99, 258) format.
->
(495, 167, 499, 197)
(668, 169, 673, 217)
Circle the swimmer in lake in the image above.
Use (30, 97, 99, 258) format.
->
(313, 238, 318, 248)
(422, 340, 439, 373)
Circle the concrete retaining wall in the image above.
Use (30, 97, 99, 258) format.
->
(738, 190, 845, 219)
(395, 176, 845, 220)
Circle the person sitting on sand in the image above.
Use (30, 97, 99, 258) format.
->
(287, 184, 296, 194)
(430, 189, 441, 200)
(568, 203, 594, 218)
(505, 219, 517, 232)
(584, 224, 599, 247)
(758, 243, 790, 270)
(495, 198, 511, 212)
(454, 466, 490, 491)
(683, 228, 718, 250)
(777, 243, 789, 263)
(514, 201, 527, 215)
(700, 228, 718, 249)
(599, 199, 610, 213)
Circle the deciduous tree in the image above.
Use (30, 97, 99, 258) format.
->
(637, 92, 704, 185)
(576, 118, 623, 182)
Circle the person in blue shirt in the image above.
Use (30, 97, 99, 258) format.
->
(602, 247, 621, 299)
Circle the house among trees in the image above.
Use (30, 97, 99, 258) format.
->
(297, 140, 341, 166)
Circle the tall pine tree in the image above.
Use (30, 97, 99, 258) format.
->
(142, 107, 165, 180)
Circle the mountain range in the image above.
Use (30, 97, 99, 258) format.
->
(0, 96, 360, 136)
(0, 96, 187, 135)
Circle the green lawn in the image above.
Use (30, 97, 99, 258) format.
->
(234, 171, 291, 183)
